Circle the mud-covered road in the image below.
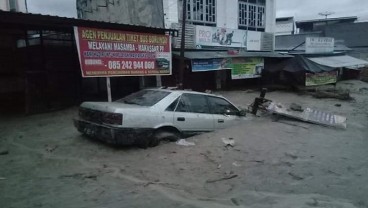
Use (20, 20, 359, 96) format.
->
(1, 80, 368, 208)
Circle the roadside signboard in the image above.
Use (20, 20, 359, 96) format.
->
(306, 37, 334, 54)
(230, 57, 264, 79)
(305, 71, 338, 86)
(74, 27, 172, 77)
(192, 58, 232, 72)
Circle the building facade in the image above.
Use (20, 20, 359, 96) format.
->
(164, 0, 276, 51)
(0, 0, 27, 12)
(275, 17, 294, 36)
(164, 0, 275, 32)
(77, 0, 164, 28)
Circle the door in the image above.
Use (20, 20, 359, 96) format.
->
(207, 96, 242, 129)
(173, 93, 214, 134)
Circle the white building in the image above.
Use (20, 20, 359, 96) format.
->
(163, 0, 276, 51)
(164, 0, 275, 31)
(275, 17, 295, 36)
(0, 0, 27, 12)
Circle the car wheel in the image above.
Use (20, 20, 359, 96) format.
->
(150, 130, 180, 147)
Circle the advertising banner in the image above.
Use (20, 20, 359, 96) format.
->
(192, 57, 264, 80)
(305, 71, 338, 86)
(74, 27, 172, 77)
(192, 58, 232, 72)
(195, 26, 247, 48)
(230, 58, 264, 79)
(306, 37, 334, 54)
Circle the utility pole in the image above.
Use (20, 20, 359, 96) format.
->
(178, 0, 187, 89)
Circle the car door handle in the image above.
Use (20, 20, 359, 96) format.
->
(177, 117, 185, 121)
(218, 119, 224, 123)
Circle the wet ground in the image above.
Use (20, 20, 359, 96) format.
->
(1, 80, 368, 208)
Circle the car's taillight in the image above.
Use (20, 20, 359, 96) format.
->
(102, 112, 123, 125)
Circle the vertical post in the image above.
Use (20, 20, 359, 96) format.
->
(179, 0, 187, 89)
(106, 77, 112, 102)
(156, 76, 162, 87)
(24, 30, 30, 114)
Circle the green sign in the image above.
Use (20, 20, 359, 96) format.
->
(305, 71, 338, 86)
(230, 58, 264, 79)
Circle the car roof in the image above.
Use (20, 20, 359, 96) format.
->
(144, 88, 224, 98)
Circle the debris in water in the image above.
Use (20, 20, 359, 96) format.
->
(221, 138, 235, 147)
(289, 103, 303, 112)
(176, 139, 195, 146)
(232, 161, 241, 167)
(0, 149, 9, 155)
(267, 102, 347, 129)
(45, 144, 58, 153)
(206, 175, 238, 183)
(288, 172, 304, 180)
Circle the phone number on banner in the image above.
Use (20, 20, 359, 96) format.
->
(107, 61, 155, 70)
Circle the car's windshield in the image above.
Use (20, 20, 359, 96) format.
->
(116, 90, 171, 106)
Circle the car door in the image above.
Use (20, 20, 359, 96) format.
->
(173, 93, 214, 135)
(207, 96, 242, 129)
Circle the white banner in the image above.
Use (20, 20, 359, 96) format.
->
(247, 31, 262, 51)
(195, 26, 247, 48)
(306, 37, 334, 54)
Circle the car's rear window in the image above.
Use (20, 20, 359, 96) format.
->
(116, 90, 171, 106)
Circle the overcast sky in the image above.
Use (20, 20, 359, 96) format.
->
(26, 0, 368, 22)
(277, 0, 368, 21)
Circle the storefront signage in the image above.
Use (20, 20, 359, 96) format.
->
(247, 31, 262, 51)
(74, 27, 172, 77)
(192, 57, 264, 80)
(230, 58, 264, 79)
(195, 26, 247, 48)
(306, 37, 334, 54)
(305, 71, 338, 86)
(192, 58, 232, 72)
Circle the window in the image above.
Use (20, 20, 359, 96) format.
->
(166, 98, 179, 111)
(186, 0, 216, 26)
(238, 0, 265, 31)
(8, 0, 17, 12)
(208, 96, 239, 115)
(116, 90, 170, 107)
(176, 94, 210, 114)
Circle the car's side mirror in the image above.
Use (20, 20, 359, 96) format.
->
(238, 109, 246, 117)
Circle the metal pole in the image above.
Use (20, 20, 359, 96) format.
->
(179, 0, 187, 89)
(106, 77, 112, 102)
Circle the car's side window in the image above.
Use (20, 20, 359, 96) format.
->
(208, 96, 239, 115)
(176, 94, 210, 114)
(166, 98, 179, 111)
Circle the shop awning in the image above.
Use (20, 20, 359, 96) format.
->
(173, 51, 293, 59)
(308, 55, 368, 70)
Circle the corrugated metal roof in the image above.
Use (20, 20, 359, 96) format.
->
(296, 16, 357, 25)
(0, 10, 177, 34)
(308, 55, 368, 69)
(173, 51, 293, 59)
